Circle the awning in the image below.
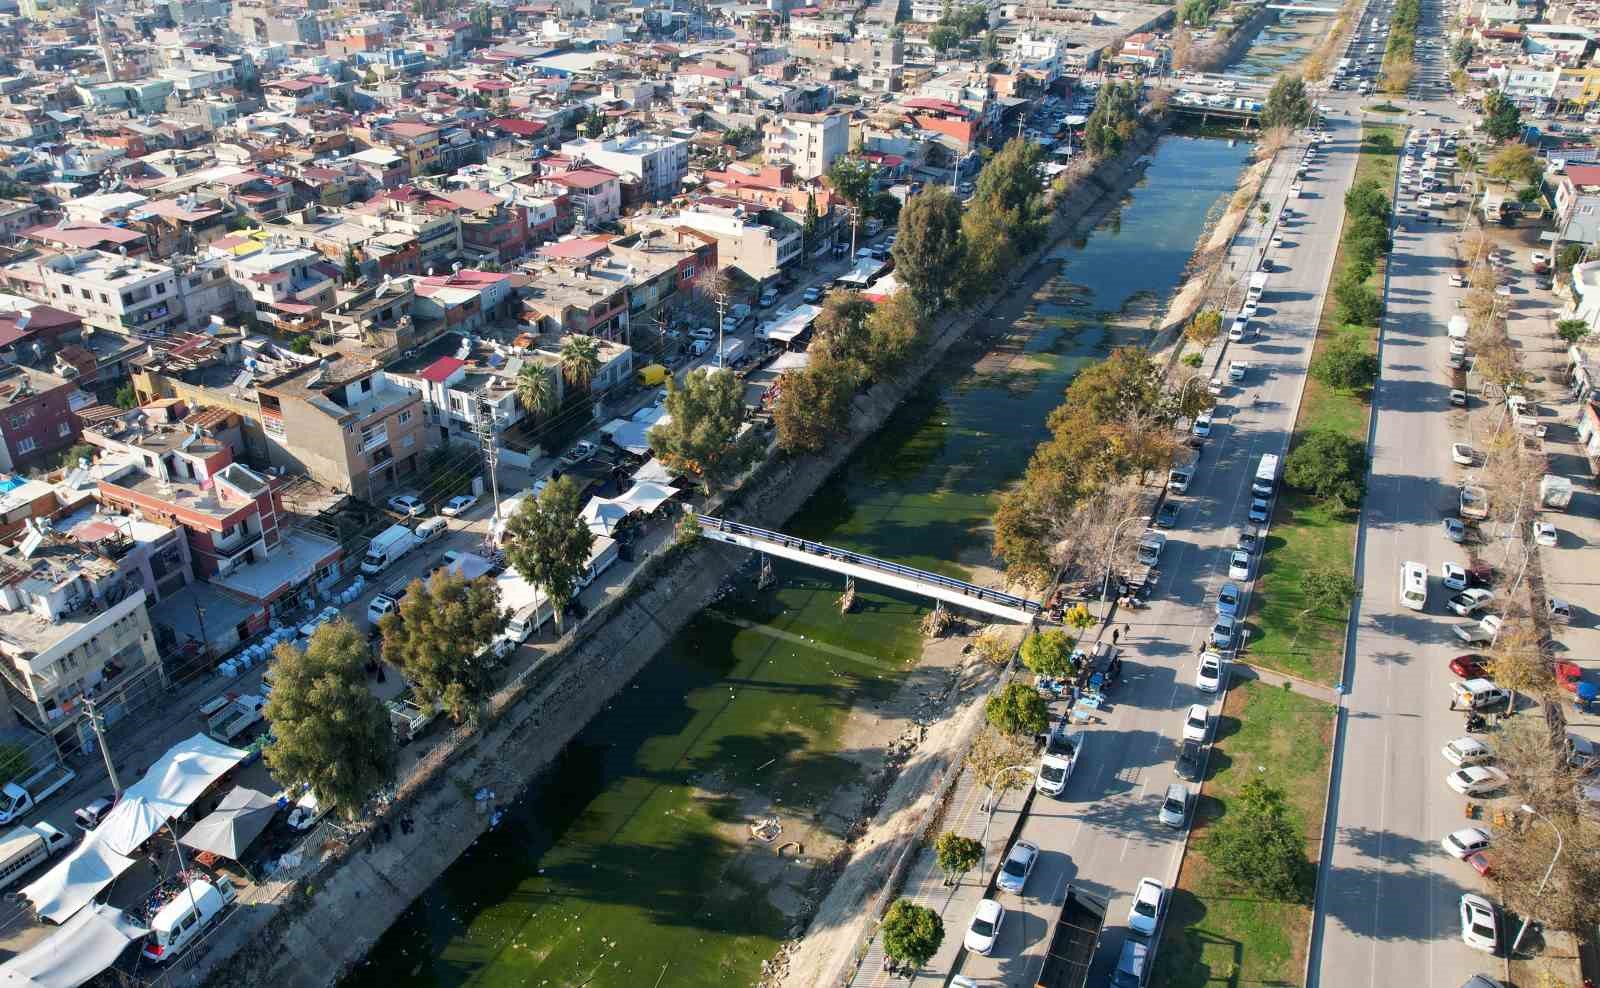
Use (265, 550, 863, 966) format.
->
(613, 481, 678, 515)
(631, 458, 678, 485)
(179, 787, 280, 861)
(608, 421, 656, 456)
(0, 903, 147, 987)
(20, 832, 138, 925)
(99, 734, 247, 856)
(761, 304, 819, 343)
(769, 351, 810, 373)
(580, 499, 629, 535)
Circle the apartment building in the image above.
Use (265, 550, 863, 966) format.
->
(0, 364, 93, 472)
(0, 535, 164, 748)
(560, 135, 690, 200)
(351, 186, 465, 274)
(388, 332, 543, 446)
(762, 111, 849, 180)
(3, 250, 184, 338)
(633, 198, 802, 282)
(225, 242, 338, 336)
(541, 167, 624, 225)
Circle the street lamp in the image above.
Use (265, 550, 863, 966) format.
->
(978, 763, 1036, 878)
(1102, 514, 1153, 603)
(1509, 803, 1564, 956)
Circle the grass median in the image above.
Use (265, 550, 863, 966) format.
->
(1246, 124, 1401, 685)
(1154, 680, 1337, 988)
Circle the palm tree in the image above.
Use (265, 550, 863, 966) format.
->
(559, 335, 602, 391)
(516, 364, 557, 418)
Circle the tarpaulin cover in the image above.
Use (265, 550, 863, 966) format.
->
(179, 787, 279, 860)
(0, 903, 147, 987)
(19, 833, 138, 925)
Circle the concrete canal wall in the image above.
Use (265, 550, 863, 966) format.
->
(198, 119, 1173, 988)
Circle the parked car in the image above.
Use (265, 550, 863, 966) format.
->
(387, 493, 427, 517)
(1192, 411, 1213, 437)
(1228, 550, 1252, 581)
(1447, 765, 1509, 796)
(1459, 893, 1500, 953)
(1215, 582, 1241, 619)
(73, 796, 115, 832)
(964, 899, 1006, 955)
(1248, 498, 1270, 523)
(1442, 737, 1494, 768)
(1450, 388, 1468, 407)
(1196, 653, 1223, 693)
(1127, 877, 1165, 936)
(1446, 589, 1494, 616)
(1533, 520, 1558, 547)
(1182, 704, 1210, 742)
(996, 840, 1040, 894)
(1441, 826, 1492, 859)
(1451, 442, 1475, 465)
(560, 441, 599, 467)
(441, 493, 478, 517)
(1209, 617, 1236, 650)
(1159, 783, 1191, 828)
(1176, 739, 1204, 781)
(1443, 518, 1467, 543)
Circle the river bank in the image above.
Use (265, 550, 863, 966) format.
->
(194, 116, 1182, 988)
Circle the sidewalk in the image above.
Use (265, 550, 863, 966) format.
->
(848, 760, 1030, 988)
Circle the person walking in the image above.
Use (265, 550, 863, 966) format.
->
(1111, 628, 1121, 646)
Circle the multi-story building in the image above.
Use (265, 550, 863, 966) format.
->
(388, 332, 547, 446)
(0, 364, 94, 472)
(633, 197, 802, 283)
(762, 111, 850, 180)
(0, 533, 165, 748)
(541, 167, 623, 227)
(225, 242, 337, 336)
(2, 251, 184, 338)
(560, 135, 690, 200)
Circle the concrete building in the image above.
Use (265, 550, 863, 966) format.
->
(762, 111, 849, 180)
(0, 364, 94, 472)
(224, 242, 337, 336)
(3, 251, 184, 337)
(560, 135, 690, 200)
(634, 197, 802, 282)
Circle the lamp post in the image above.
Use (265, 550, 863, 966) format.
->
(1509, 803, 1563, 956)
(978, 763, 1036, 877)
(1102, 514, 1153, 604)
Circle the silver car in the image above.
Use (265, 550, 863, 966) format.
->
(1158, 783, 1190, 828)
(996, 839, 1040, 893)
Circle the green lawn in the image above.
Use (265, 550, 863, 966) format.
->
(1247, 125, 1399, 685)
(1153, 681, 1337, 988)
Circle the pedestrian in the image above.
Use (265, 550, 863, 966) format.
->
(383, 821, 393, 842)
(1112, 628, 1121, 645)
(1123, 623, 1131, 640)
(1449, 698, 1457, 712)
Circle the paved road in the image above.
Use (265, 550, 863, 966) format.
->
(1309, 0, 1515, 983)
(949, 91, 1366, 987)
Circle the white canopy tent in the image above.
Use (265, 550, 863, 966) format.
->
(0, 903, 147, 987)
(580, 499, 630, 535)
(612, 481, 678, 516)
(607, 422, 656, 456)
(631, 458, 678, 485)
(20, 833, 138, 925)
(100, 734, 247, 856)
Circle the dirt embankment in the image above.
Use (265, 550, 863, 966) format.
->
(1161, 155, 1275, 333)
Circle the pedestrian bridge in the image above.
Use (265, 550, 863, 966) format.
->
(1265, 3, 1342, 11)
(695, 515, 1042, 623)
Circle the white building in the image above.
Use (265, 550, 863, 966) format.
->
(560, 135, 690, 200)
(224, 243, 336, 333)
(8, 251, 184, 337)
(762, 111, 850, 180)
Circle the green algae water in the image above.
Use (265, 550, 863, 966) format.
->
(342, 136, 1251, 988)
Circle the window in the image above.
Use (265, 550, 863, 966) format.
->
(402, 434, 414, 448)
(398, 410, 411, 424)
(360, 377, 373, 393)
(16, 437, 34, 454)
(156, 282, 167, 295)
(80, 288, 90, 299)
(121, 292, 133, 305)
(8, 411, 30, 428)
(57, 422, 71, 438)
(99, 293, 109, 304)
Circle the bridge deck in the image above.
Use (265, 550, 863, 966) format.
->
(695, 515, 1041, 623)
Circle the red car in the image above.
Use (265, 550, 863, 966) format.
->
(1555, 660, 1583, 694)
(1451, 654, 1490, 679)
(1465, 851, 1493, 877)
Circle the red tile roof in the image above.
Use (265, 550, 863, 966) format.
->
(419, 356, 465, 383)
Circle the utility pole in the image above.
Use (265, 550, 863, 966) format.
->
(848, 203, 861, 257)
(81, 694, 122, 798)
(714, 288, 729, 370)
(474, 388, 504, 537)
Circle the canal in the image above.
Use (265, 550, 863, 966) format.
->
(343, 139, 1254, 988)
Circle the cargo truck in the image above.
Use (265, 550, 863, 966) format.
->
(1251, 453, 1280, 497)
(1246, 271, 1270, 304)
(361, 524, 419, 575)
(1540, 474, 1573, 510)
(1034, 886, 1108, 988)
(579, 535, 620, 588)
(497, 569, 556, 643)
(205, 695, 265, 745)
(0, 763, 77, 824)
(1166, 449, 1198, 493)
(0, 822, 72, 890)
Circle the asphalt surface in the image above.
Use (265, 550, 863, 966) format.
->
(949, 96, 1364, 986)
(1308, 0, 1519, 984)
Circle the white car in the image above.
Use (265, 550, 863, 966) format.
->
(964, 898, 1006, 955)
(1442, 561, 1468, 591)
(1229, 317, 1252, 341)
(1442, 736, 1494, 767)
(559, 440, 599, 467)
(1182, 703, 1210, 743)
(1451, 443, 1475, 465)
(1159, 783, 1190, 828)
(1446, 588, 1495, 616)
(441, 493, 478, 517)
(1193, 411, 1213, 437)
(996, 840, 1040, 894)
(387, 493, 427, 517)
(1441, 826, 1492, 859)
(1228, 550, 1252, 581)
(1459, 893, 1500, 953)
(1447, 765, 1509, 796)
(1533, 521, 1558, 547)
(1127, 877, 1165, 936)
(1196, 653, 1223, 693)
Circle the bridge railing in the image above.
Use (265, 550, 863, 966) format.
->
(696, 514, 1041, 614)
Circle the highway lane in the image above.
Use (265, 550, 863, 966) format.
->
(949, 100, 1366, 987)
(1310, 0, 1509, 983)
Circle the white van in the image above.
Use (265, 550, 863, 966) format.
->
(1400, 561, 1428, 611)
(416, 516, 448, 543)
(141, 876, 237, 962)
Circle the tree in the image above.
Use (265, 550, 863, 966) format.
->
(892, 187, 965, 315)
(864, 290, 924, 374)
(1483, 89, 1523, 142)
(342, 245, 361, 284)
(1084, 81, 1139, 158)
(1063, 602, 1094, 634)
(1557, 318, 1590, 344)
(516, 364, 557, 419)
(1312, 335, 1379, 391)
(114, 384, 138, 409)
(827, 156, 875, 210)
(1200, 780, 1305, 899)
(1260, 74, 1313, 130)
(958, 195, 1022, 301)
(1187, 309, 1222, 347)
(1301, 567, 1357, 617)
(502, 476, 595, 631)
(802, 191, 818, 250)
(1333, 269, 1382, 325)
(288, 334, 314, 355)
(934, 832, 983, 886)
(0, 743, 28, 788)
(1557, 243, 1586, 275)
(986, 680, 1048, 737)
(973, 138, 1046, 249)
(1285, 430, 1367, 506)
(773, 356, 856, 453)
(880, 899, 944, 970)
(1450, 37, 1475, 69)
(1381, 60, 1415, 97)
(380, 571, 507, 721)
(648, 367, 746, 491)
(1486, 144, 1542, 187)
(928, 24, 960, 52)
(1020, 629, 1075, 677)
(811, 291, 875, 371)
(1485, 615, 1552, 711)
(262, 621, 396, 821)
(559, 334, 602, 390)
(872, 192, 901, 225)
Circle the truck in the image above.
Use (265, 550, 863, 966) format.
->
(497, 568, 556, 644)
(361, 524, 419, 576)
(1136, 531, 1167, 566)
(367, 576, 413, 623)
(386, 690, 440, 744)
(0, 822, 72, 890)
(1034, 886, 1108, 988)
(1166, 449, 1198, 494)
(579, 535, 620, 589)
(0, 763, 77, 825)
(205, 695, 265, 745)
(1251, 452, 1280, 498)
(1540, 474, 1573, 510)
(1459, 483, 1490, 520)
(1246, 271, 1269, 305)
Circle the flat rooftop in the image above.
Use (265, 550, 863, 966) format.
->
(211, 529, 341, 603)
